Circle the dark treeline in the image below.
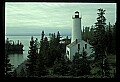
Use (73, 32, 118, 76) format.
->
(25, 8, 116, 78)
(82, 8, 116, 77)
(25, 31, 92, 77)
(25, 31, 71, 77)
(82, 17, 116, 56)
(5, 8, 116, 78)
(5, 47, 14, 77)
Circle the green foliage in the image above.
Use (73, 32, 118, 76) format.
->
(34, 30, 48, 77)
(103, 58, 111, 77)
(5, 50, 14, 77)
(20, 67, 26, 77)
(70, 48, 91, 76)
(35, 53, 48, 77)
(53, 54, 71, 76)
(12, 69, 17, 77)
(92, 8, 107, 61)
(26, 36, 38, 77)
(46, 31, 63, 67)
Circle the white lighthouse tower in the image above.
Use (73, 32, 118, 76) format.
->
(71, 11, 82, 43)
(66, 11, 95, 61)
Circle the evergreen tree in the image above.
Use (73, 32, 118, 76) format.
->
(12, 69, 17, 77)
(47, 32, 63, 67)
(53, 54, 70, 76)
(70, 48, 91, 76)
(35, 31, 48, 77)
(35, 52, 47, 77)
(5, 49, 14, 77)
(102, 58, 110, 77)
(89, 25, 95, 45)
(56, 31, 61, 46)
(93, 8, 108, 77)
(70, 52, 81, 76)
(81, 48, 91, 75)
(112, 22, 116, 55)
(20, 67, 25, 77)
(105, 22, 113, 54)
(43, 37, 49, 67)
(93, 8, 107, 59)
(26, 36, 38, 77)
(39, 31, 45, 52)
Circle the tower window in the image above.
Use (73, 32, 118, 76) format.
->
(85, 44, 87, 49)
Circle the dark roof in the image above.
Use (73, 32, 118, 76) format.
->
(66, 40, 93, 48)
(75, 11, 79, 13)
(66, 40, 80, 48)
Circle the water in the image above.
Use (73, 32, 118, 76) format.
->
(5, 36, 42, 69)
(5, 35, 71, 69)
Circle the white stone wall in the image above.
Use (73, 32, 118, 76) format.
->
(66, 40, 95, 61)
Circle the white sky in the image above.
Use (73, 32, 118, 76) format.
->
(5, 2, 116, 35)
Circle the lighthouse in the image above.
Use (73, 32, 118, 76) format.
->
(71, 11, 82, 43)
(66, 11, 95, 61)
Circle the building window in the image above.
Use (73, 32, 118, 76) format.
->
(78, 44, 80, 50)
(85, 44, 87, 49)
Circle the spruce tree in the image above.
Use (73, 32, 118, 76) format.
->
(93, 8, 108, 77)
(4, 51, 14, 77)
(53, 54, 70, 76)
(20, 67, 25, 77)
(56, 31, 61, 46)
(105, 22, 113, 54)
(71, 47, 91, 76)
(26, 36, 38, 77)
(12, 69, 17, 77)
(112, 22, 116, 55)
(35, 31, 47, 77)
(35, 52, 47, 77)
(43, 37, 49, 67)
(102, 58, 110, 77)
(93, 8, 106, 59)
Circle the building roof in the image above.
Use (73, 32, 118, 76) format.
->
(66, 40, 93, 48)
(66, 39, 80, 48)
(75, 11, 79, 13)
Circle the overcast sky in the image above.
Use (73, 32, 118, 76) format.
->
(5, 2, 116, 36)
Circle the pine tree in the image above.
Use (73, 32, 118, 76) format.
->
(93, 8, 108, 77)
(106, 22, 113, 54)
(20, 67, 25, 77)
(112, 22, 116, 55)
(102, 58, 110, 77)
(35, 53, 47, 77)
(26, 36, 38, 77)
(43, 37, 49, 67)
(39, 31, 45, 53)
(4, 50, 14, 77)
(53, 54, 70, 76)
(94, 8, 106, 58)
(71, 47, 91, 76)
(89, 25, 95, 45)
(12, 69, 17, 77)
(47, 32, 63, 67)
(81, 47, 91, 75)
(56, 31, 61, 46)
(35, 31, 48, 77)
